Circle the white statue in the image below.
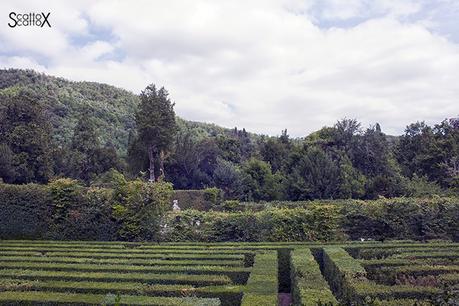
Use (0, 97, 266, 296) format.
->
(172, 199, 181, 211)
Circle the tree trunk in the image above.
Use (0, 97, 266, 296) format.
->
(159, 150, 165, 180)
(148, 144, 155, 182)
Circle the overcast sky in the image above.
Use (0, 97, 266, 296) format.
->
(1, 0, 458, 136)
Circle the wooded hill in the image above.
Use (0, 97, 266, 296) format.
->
(0, 68, 458, 201)
(0, 69, 251, 156)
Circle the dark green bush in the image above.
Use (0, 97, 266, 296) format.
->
(241, 251, 278, 306)
(1, 182, 458, 242)
(341, 197, 459, 241)
(290, 248, 337, 305)
(172, 189, 222, 210)
(0, 180, 172, 241)
(0, 183, 50, 239)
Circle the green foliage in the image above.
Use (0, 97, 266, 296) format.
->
(2, 69, 459, 201)
(0, 179, 174, 241)
(0, 291, 221, 305)
(134, 84, 177, 181)
(136, 84, 176, 152)
(203, 187, 222, 205)
(159, 204, 343, 242)
(48, 178, 84, 236)
(242, 158, 282, 201)
(0, 143, 16, 182)
(113, 180, 173, 241)
(322, 247, 367, 304)
(222, 200, 240, 212)
(0, 69, 138, 156)
(2, 180, 458, 242)
(286, 146, 341, 200)
(260, 206, 342, 242)
(0, 183, 50, 239)
(213, 158, 245, 199)
(0, 89, 53, 183)
(241, 251, 278, 306)
(91, 169, 127, 189)
(341, 197, 459, 241)
(290, 248, 338, 306)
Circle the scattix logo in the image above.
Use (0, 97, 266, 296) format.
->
(8, 12, 51, 28)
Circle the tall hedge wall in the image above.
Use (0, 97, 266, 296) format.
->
(0, 179, 173, 241)
(0, 181, 458, 242)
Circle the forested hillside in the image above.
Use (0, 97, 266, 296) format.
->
(0, 69, 458, 201)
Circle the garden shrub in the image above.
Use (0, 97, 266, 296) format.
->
(203, 187, 222, 206)
(0, 180, 173, 241)
(0, 183, 50, 239)
(322, 247, 368, 304)
(204, 211, 262, 242)
(290, 248, 338, 305)
(172, 189, 222, 210)
(341, 197, 459, 241)
(112, 180, 173, 241)
(241, 251, 278, 306)
(0, 181, 458, 242)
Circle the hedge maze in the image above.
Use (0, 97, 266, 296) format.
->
(0, 241, 457, 305)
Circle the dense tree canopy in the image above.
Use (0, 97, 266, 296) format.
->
(0, 69, 458, 201)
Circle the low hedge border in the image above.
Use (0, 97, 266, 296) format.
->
(290, 248, 337, 305)
(0, 256, 244, 267)
(360, 258, 459, 271)
(241, 251, 278, 306)
(0, 246, 251, 255)
(0, 262, 251, 284)
(0, 279, 242, 306)
(0, 291, 221, 305)
(322, 247, 367, 304)
(354, 247, 459, 260)
(0, 269, 232, 286)
(368, 265, 459, 285)
(0, 251, 244, 261)
(322, 247, 448, 304)
(352, 282, 440, 300)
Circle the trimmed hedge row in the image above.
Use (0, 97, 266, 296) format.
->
(241, 251, 278, 306)
(0, 279, 243, 306)
(0, 246, 251, 255)
(0, 251, 244, 260)
(322, 247, 367, 304)
(354, 247, 459, 259)
(0, 262, 250, 284)
(172, 189, 222, 211)
(290, 248, 337, 305)
(0, 261, 249, 278)
(4, 181, 458, 242)
(369, 265, 459, 285)
(321, 247, 440, 305)
(360, 258, 459, 269)
(0, 269, 232, 286)
(0, 256, 244, 267)
(0, 291, 221, 305)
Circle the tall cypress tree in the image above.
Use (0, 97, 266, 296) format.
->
(136, 84, 177, 182)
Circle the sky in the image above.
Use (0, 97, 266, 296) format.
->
(1, 0, 458, 137)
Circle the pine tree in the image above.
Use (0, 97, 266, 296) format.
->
(136, 84, 177, 182)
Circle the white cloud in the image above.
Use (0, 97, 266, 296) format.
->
(0, 0, 458, 136)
